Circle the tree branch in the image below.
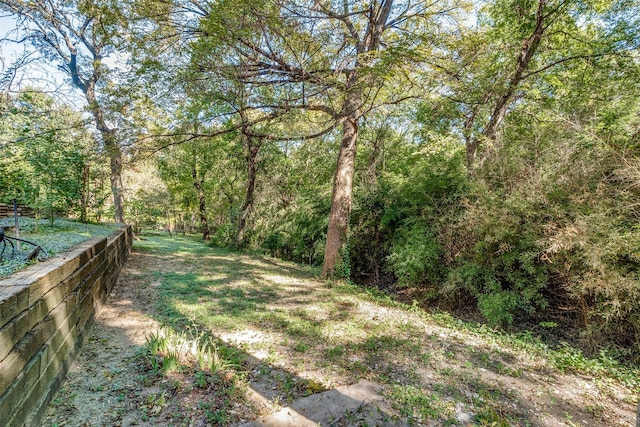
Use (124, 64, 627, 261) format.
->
(521, 52, 613, 80)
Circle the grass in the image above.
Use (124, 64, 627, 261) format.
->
(143, 325, 242, 378)
(129, 233, 639, 426)
(0, 217, 119, 277)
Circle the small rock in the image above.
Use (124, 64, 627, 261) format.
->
(457, 412, 472, 423)
(455, 403, 472, 423)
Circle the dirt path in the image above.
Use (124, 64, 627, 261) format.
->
(42, 235, 639, 427)
(43, 243, 162, 426)
(43, 238, 305, 427)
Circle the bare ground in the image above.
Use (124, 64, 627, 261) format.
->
(42, 236, 639, 427)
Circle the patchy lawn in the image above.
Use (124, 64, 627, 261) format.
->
(44, 233, 639, 426)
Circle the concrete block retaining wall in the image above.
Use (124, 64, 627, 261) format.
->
(0, 226, 132, 427)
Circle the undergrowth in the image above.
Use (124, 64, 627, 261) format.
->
(332, 279, 640, 395)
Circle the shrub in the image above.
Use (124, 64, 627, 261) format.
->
(387, 221, 442, 288)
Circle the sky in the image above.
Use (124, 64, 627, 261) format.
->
(0, 13, 124, 109)
(1, 15, 71, 96)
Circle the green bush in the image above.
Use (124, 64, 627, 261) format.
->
(443, 187, 552, 326)
(256, 191, 328, 265)
(209, 223, 237, 247)
(387, 221, 442, 287)
(350, 137, 467, 286)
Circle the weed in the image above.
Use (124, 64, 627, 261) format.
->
(205, 408, 229, 424)
(279, 374, 299, 401)
(351, 360, 369, 375)
(163, 350, 181, 374)
(586, 404, 605, 418)
(197, 337, 238, 374)
(304, 378, 325, 395)
(420, 351, 432, 364)
(143, 392, 167, 416)
(293, 342, 309, 352)
(474, 406, 512, 426)
(193, 373, 206, 390)
(440, 367, 453, 376)
(326, 345, 346, 359)
(389, 385, 452, 423)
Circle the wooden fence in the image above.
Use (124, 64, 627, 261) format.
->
(0, 203, 35, 219)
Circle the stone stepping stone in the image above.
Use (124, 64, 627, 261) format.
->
(238, 379, 399, 426)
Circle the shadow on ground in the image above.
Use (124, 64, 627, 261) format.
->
(43, 234, 638, 427)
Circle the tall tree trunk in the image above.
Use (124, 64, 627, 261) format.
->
(192, 164, 210, 241)
(237, 137, 261, 247)
(322, 85, 360, 277)
(85, 80, 125, 223)
(321, 0, 392, 277)
(107, 139, 125, 223)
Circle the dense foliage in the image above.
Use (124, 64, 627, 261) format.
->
(0, 91, 111, 220)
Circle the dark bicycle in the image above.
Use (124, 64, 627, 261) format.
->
(0, 226, 49, 262)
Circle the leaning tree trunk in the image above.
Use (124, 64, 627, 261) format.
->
(322, 87, 360, 277)
(465, 0, 548, 168)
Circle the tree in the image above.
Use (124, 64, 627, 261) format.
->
(0, 0, 128, 222)
(427, 0, 632, 168)
(191, 0, 464, 276)
(181, 67, 275, 246)
(402, 0, 640, 331)
(0, 89, 94, 219)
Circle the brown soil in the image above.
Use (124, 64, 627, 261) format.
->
(43, 245, 163, 426)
